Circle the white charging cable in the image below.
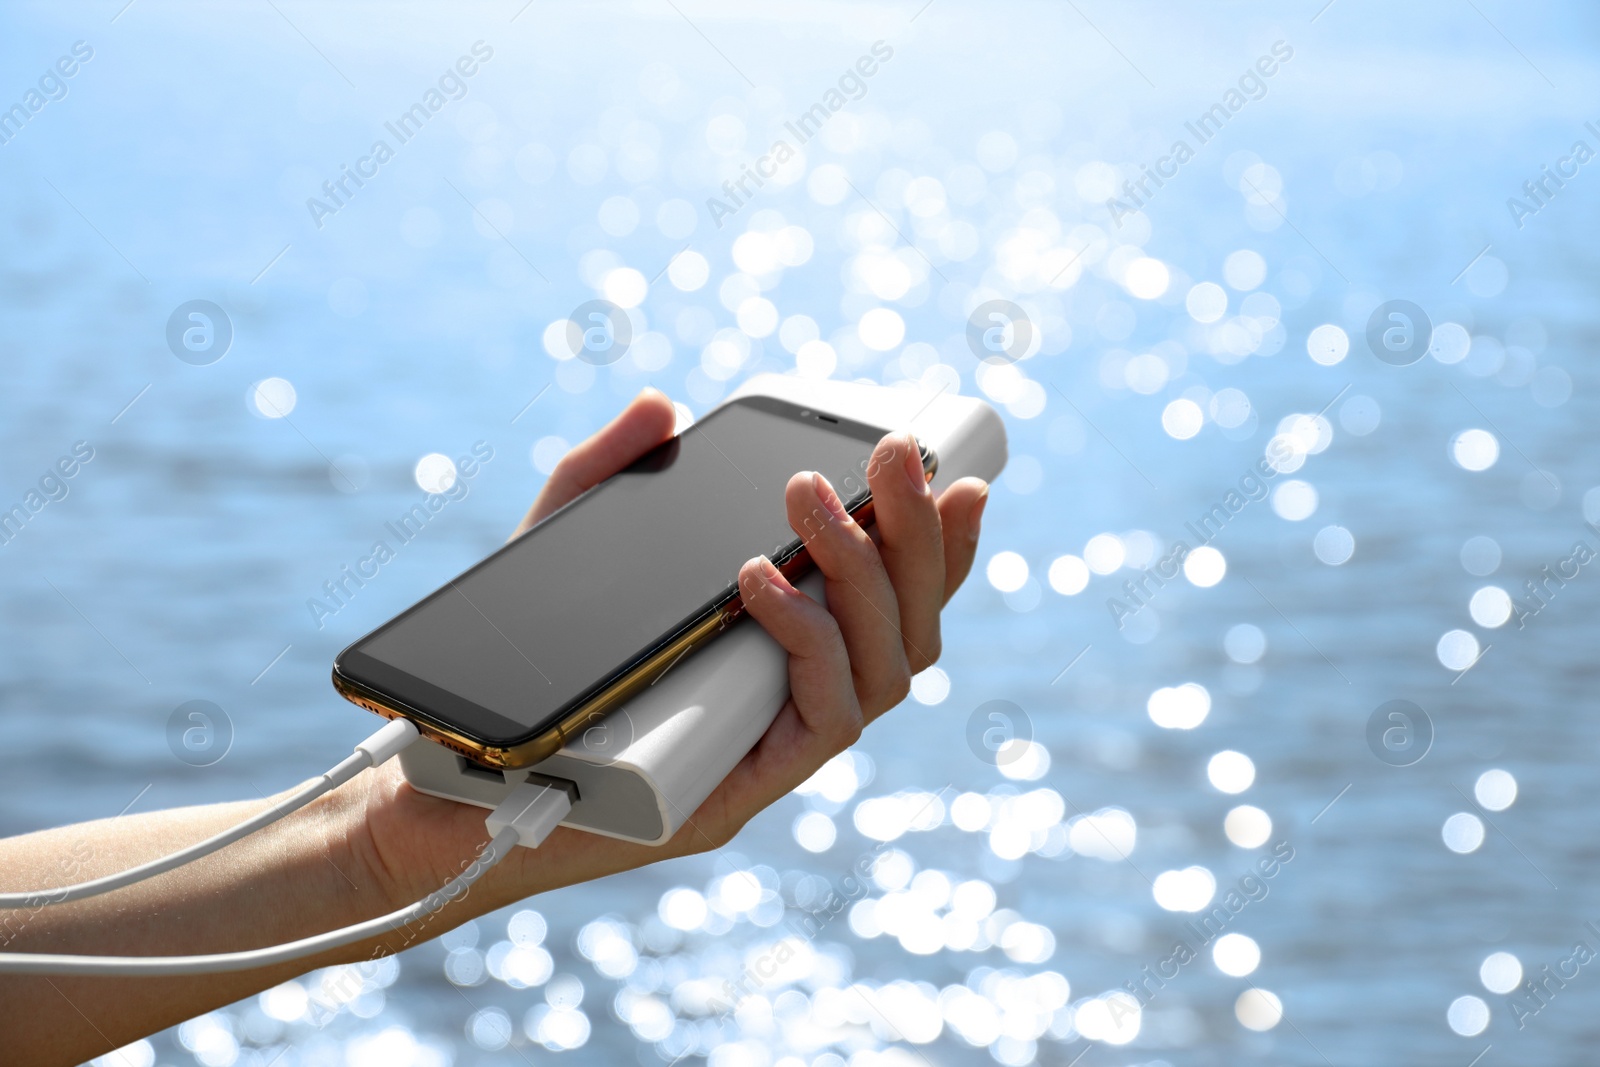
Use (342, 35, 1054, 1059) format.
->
(0, 777, 575, 975)
(0, 718, 420, 910)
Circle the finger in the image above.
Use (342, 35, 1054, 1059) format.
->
(709, 556, 865, 838)
(513, 388, 677, 536)
(936, 477, 989, 605)
(865, 432, 946, 673)
(736, 555, 862, 753)
(788, 470, 910, 719)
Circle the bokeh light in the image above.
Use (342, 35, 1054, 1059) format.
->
(1475, 769, 1517, 811)
(1184, 546, 1226, 587)
(1480, 952, 1523, 994)
(1447, 995, 1490, 1036)
(1225, 623, 1267, 664)
(1047, 554, 1090, 595)
(249, 378, 297, 419)
(1437, 630, 1482, 672)
(1148, 683, 1212, 730)
(1236, 988, 1284, 1031)
(1313, 524, 1355, 565)
(986, 551, 1029, 593)
(1152, 866, 1217, 912)
(1469, 586, 1513, 628)
(1225, 805, 1273, 848)
(413, 453, 457, 494)
(1213, 933, 1261, 977)
(1442, 813, 1486, 854)
(1306, 324, 1349, 365)
(1207, 750, 1256, 794)
(1451, 429, 1500, 471)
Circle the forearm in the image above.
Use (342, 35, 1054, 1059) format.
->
(0, 762, 702, 1066)
(0, 775, 418, 1065)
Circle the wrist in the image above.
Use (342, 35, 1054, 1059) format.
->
(331, 762, 506, 927)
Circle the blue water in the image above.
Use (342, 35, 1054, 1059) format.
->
(3, 2, 1599, 1065)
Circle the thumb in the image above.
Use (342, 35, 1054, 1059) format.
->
(512, 388, 678, 537)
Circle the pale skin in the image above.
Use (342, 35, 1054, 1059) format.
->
(0, 388, 989, 1065)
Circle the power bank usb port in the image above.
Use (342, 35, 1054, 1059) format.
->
(455, 757, 506, 784)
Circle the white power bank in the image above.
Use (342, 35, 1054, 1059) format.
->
(398, 374, 1008, 845)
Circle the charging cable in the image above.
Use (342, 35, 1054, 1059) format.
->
(0, 718, 420, 910)
(0, 777, 575, 975)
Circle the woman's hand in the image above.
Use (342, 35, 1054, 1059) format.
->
(348, 387, 989, 929)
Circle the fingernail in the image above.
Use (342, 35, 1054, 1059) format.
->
(742, 555, 773, 599)
(901, 433, 928, 494)
(757, 554, 780, 581)
(969, 484, 989, 539)
(812, 471, 849, 523)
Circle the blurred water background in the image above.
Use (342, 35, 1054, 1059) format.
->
(2, 2, 1599, 1064)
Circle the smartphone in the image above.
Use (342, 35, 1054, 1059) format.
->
(332, 395, 936, 769)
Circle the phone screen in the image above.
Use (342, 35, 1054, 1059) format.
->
(336, 396, 886, 746)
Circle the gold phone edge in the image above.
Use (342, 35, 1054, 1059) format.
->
(332, 605, 734, 770)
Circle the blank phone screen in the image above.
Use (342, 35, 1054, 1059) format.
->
(337, 397, 884, 744)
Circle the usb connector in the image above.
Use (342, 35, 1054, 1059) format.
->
(485, 776, 578, 849)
